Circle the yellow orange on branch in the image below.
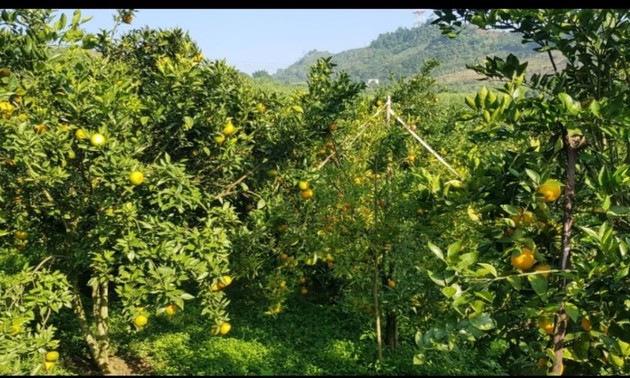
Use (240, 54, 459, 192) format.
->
(538, 179, 561, 203)
(538, 316, 555, 335)
(511, 247, 535, 271)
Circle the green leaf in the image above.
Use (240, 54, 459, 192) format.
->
(474, 291, 495, 305)
(607, 206, 630, 216)
(506, 275, 522, 290)
(55, 13, 67, 31)
(614, 266, 628, 281)
(447, 241, 462, 259)
(501, 204, 520, 216)
(572, 335, 590, 361)
(183, 116, 194, 131)
(478, 86, 488, 105)
(257, 199, 266, 209)
(528, 274, 548, 298)
(477, 263, 498, 278)
(442, 286, 458, 298)
(470, 299, 485, 314)
(564, 302, 579, 323)
(558, 92, 580, 115)
(602, 195, 611, 211)
(72, 10, 81, 26)
(428, 242, 444, 262)
(180, 293, 194, 300)
(427, 269, 456, 287)
(618, 339, 630, 357)
(525, 168, 540, 184)
(465, 96, 476, 110)
(469, 312, 495, 331)
(413, 353, 426, 365)
(482, 110, 491, 123)
(457, 252, 478, 270)
(291, 105, 303, 113)
(588, 99, 601, 117)
(579, 226, 600, 241)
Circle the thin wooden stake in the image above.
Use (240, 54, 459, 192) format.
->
(390, 109, 462, 179)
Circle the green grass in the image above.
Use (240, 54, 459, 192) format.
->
(102, 291, 506, 376)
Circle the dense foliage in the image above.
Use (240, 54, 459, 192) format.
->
(1, 8, 630, 377)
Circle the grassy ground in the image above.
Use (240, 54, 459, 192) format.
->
(48, 285, 507, 376)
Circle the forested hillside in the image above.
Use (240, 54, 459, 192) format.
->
(273, 20, 562, 91)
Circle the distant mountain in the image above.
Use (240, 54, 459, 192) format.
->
(273, 21, 562, 91)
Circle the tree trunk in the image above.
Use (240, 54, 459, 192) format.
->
(71, 282, 113, 374)
(553, 132, 579, 375)
(385, 311, 399, 349)
(93, 281, 112, 374)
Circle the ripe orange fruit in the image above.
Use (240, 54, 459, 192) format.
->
(538, 316, 555, 335)
(298, 180, 310, 190)
(223, 120, 236, 136)
(90, 133, 106, 147)
(192, 53, 203, 63)
(219, 275, 233, 288)
(133, 314, 148, 327)
(44, 361, 55, 371)
(164, 304, 177, 316)
(219, 322, 231, 335)
(300, 189, 314, 200)
(511, 247, 535, 271)
(533, 263, 551, 278)
(536, 358, 548, 368)
(581, 317, 592, 331)
(211, 283, 221, 292)
(214, 134, 225, 144)
(387, 279, 396, 288)
(9, 324, 21, 335)
(328, 123, 337, 132)
(123, 14, 133, 24)
(279, 280, 286, 289)
(75, 129, 88, 139)
(511, 208, 535, 226)
(34, 124, 47, 133)
(15, 230, 28, 240)
(129, 171, 144, 185)
(538, 179, 561, 203)
(45, 351, 60, 362)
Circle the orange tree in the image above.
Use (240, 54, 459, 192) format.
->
(0, 9, 279, 374)
(413, 9, 630, 375)
(232, 55, 477, 366)
(226, 57, 367, 313)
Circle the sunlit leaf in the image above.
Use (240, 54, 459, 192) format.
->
(469, 312, 495, 331)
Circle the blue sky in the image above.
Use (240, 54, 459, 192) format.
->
(59, 9, 430, 75)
